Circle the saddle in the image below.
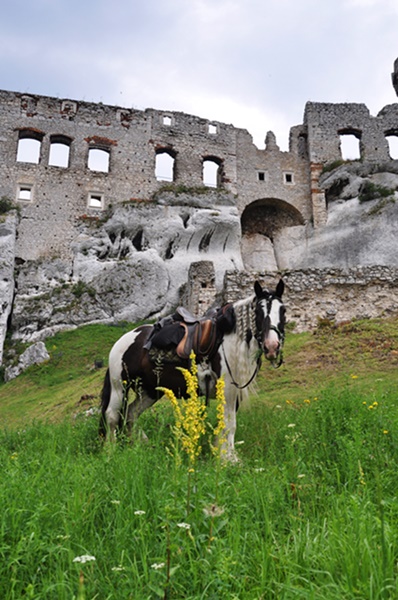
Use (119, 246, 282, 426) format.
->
(145, 306, 224, 362)
(175, 310, 218, 360)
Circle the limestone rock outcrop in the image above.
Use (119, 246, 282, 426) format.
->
(4, 341, 49, 381)
(0, 212, 17, 364)
(9, 194, 242, 343)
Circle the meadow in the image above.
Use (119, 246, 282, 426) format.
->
(1, 317, 398, 599)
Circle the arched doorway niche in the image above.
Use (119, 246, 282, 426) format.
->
(241, 198, 305, 271)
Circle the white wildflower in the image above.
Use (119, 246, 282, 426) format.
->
(134, 510, 146, 515)
(287, 423, 296, 428)
(177, 522, 191, 530)
(151, 562, 165, 570)
(73, 554, 96, 564)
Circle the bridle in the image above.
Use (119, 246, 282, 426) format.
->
(260, 322, 285, 369)
(222, 294, 285, 390)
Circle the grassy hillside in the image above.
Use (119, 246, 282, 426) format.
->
(1, 315, 398, 429)
(1, 316, 398, 598)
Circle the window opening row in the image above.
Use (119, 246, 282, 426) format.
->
(162, 114, 218, 135)
(257, 171, 294, 184)
(339, 132, 398, 160)
(16, 183, 104, 209)
(16, 136, 110, 172)
(16, 133, 223, 185)
(155, 151, 222, 187)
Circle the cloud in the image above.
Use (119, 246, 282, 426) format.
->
(0, 0, 396, 151)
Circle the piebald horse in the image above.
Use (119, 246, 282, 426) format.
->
(99, 279, 285, 460)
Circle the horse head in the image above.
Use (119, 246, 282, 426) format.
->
(254, 279, 285, 367)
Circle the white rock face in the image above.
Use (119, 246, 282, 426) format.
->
(0, 212, 17, 363)
(274, 167, 398, 270)
(9, 199, 243, 343)
(241, 234, 278, 271)
(73, 202, 243, 316)
(4, 341, 49, 381)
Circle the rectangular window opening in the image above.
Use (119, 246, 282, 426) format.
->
(284, 172, 294, 184)
(162, 115, 172, 126)
(88, 193, 104, 209)
(258, 171, 265, 182)
(17, 184, 33, 203)
(208, 124, 217, 135)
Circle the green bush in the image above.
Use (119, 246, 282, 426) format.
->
(0, 196, 16, 214)
(359, 181, 395, 203)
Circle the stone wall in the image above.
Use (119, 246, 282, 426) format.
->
(223, 267, 398, 332)
(0, 89, 312, 263)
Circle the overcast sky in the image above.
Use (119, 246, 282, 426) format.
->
(1, 0, 397, 150)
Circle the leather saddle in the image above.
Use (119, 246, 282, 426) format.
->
(175, 309, 218, 360)
(145, 306, 220, 361)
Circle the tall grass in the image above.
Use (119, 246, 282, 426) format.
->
(1, 380, 398, 599)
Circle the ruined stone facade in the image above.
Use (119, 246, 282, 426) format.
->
(1, 59, 398, 364)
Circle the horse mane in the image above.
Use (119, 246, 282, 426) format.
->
(232, 294, 256, 342)
(220, 294, 259, 404)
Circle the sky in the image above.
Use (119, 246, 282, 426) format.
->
(0, 0, 397, 150)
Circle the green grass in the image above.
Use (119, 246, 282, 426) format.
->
(1, 316, 398, 598)
(0, 322, 134, 427)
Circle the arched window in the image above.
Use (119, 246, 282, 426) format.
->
(88, 147, 110, 173)
(16, 130, 43, 164)
(49, 135, 71, 168)
(339, 130, 361, 161)
(203, 157, 222, 188)
(155, 149, 175, 182)
(386, 134, 398, 159)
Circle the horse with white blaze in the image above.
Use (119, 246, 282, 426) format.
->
(99, 279, 285, 460)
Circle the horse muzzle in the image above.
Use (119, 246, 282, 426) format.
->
(263, 335, 283, 367)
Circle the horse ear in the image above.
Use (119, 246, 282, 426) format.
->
(275, 279, 284, 298)
(254, 281, 263, 298)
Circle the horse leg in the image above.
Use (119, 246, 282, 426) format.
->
(220, 384, 240, 462)
(104, 377, 124, 440)
(125, 388, 157, 436)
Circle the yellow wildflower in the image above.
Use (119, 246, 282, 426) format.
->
(158, 353, 206, 468)
(211, 376, 226, 457)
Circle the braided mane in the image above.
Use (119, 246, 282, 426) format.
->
(232, 294, 257, 342)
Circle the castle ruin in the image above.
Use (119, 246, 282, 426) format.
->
(1, 60, 398, 365)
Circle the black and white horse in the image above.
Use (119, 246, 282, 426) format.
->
(99, 279, 285, 460)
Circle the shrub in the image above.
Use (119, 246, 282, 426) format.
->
(0, 196, 16, 214)
(359, 181, 395, 203)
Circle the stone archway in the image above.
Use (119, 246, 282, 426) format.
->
(241, 198, 304, 271)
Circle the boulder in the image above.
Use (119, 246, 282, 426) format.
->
(4, 341, 50, 381)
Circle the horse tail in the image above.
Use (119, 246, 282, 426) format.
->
(99, 368, 111, 438)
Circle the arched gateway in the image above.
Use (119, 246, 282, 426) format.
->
(241, 198, 305, 271)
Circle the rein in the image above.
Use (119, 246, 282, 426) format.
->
(221, 342, 262, 390)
